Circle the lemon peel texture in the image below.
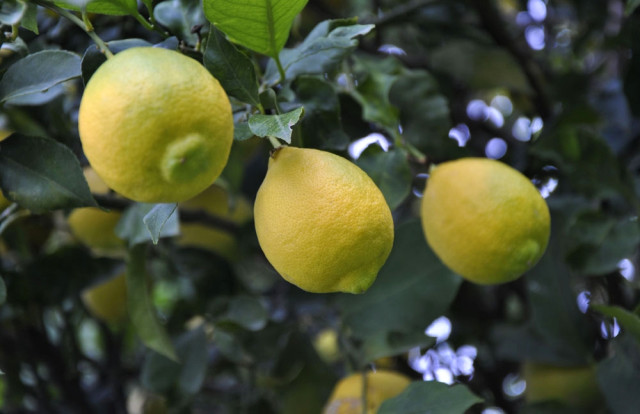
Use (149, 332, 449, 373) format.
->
(420, 157, 550, 285)
(254, 147, 394, 294)
(78, 47, 233, 203)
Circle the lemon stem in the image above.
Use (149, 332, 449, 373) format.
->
(266, 135, 281, 149)
(274, 54, 286, 84)
(33, 0, 114, 58)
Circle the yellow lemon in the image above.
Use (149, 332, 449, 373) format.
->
(523, 363, 602, 409)
(420, 158, 550, 285)
(67, 168, 125, 253)
(313, 329, 340, 363)
(78, 47, 233, 203)
(323, 370, 411, 414)
(177, 184, 252, 260)
(81, 272, 127, 325)
(254, 147, 394, 294)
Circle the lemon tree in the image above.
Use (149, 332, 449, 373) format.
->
(0, 0, 639, 413)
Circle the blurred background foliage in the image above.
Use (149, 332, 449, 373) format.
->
(0, 0, 639, 413)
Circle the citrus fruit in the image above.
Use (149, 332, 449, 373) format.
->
(420, 157, 550, 285)
(67, 168, 125, 253)
(78, 47, 233, 203)
(81, 271, 127, 325)
(253, 147, 394, 294)
(313, 328, 340, 363)
(523, 362, 602, 409)
(177, 184, 252, 260)
(323, 370, 411, 414)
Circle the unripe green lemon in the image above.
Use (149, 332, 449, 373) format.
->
(78, 47, 233, 203)
(81, 272, 127, 325)
(67, 168, 125, 253)
(420, 158, 550, 285)
(254, 147, 394, 294)
(323, 370, 411, 414)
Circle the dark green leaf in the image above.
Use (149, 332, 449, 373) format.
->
(127, 245, 178, 361)
(20, 2, 38, 34)
(233, 122, 254, 141)
(591, 304, 640, 343)
(264, 20, 374, 84)
(143, 203, 178, 245)
(0, 0, 26, 26)
(378, 381, 483, 414)
(81, 39, 152, 84)
(248, 107, 304, 143)
(141, 326, 208, 394)
(597, 336, 640, 414)
(219, 295, 268, 331)
(0, 135, 98, 213)
(0, 50, 81, 104)
(337, 220, 461, 362)
(356, 148, 411, 210)
(53, 0, 138, 16)
(154, 0, 206, 46)
(116, 203, 180, 246)
(293, 76, 349, 150)
(626, 0, 640, 16)
(203, 28, 260, 106)
(203, 0, 308, 57)
(0, 276, 6, 305)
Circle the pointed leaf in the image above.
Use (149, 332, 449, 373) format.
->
(127, 245, 178, 361)
(204, 27, 260, 106)
(248, 107, 304, 143)
(0, 50, 81, 103)
(378, 382, 483, 414)
(20, 2, 38, 34)
(0, 135, 98, 213)
(203, 0, 308, 57)
(143, 203, 178, 245)
(116, 203, 180, 246)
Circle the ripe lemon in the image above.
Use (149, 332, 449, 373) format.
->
(177, 184, 252, 260)
(323, 370, 411, 414)
(67, 168, 125, 253)
(420, 158, 550, 284)
(81, 271, 127, 325)
(254, 147, 394, 294)
(78, 47, 233, 203)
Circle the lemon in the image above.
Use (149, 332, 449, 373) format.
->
(323, 370, 411, 414)
(81, 272, 127, 325)
(67, 168, 125, 253)
(523, 363, 602, 408)
(254, 147, 394, 294)
(313, 329, 340, 363)
(177, 184, 252, 260)
(78, 47, 233, 203)
(420, 158, 550, 285)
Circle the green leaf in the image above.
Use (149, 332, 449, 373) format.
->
(233, 122, 254, 141)
(203, 27, 260, 106)
(378, 381, 483, 414)
(264, 19, 374, 84)
(293, 76, 349, 150)
(127, 245, 178, 361)
(337, 220, 461, 363)
(143, 203, 178, 245)
(20, 2, 38, 34)
(0, 50, 81, 104)
(0, 135, 98, 213)
(356, 148, 411, 211)
(141, 326, 208, 394)
(219, 295, 268, 331)
(591, 304, 640, 343)
(626, 0, 640, 16)
(116, 203, 180, 246)
(154, 0, 206, 46)
(0, 0, 26, 26)
(53, 0, 138, 16)
(81, 39, 152, 85)
(597, 336, 640, 414)
(248, 107, 304, 143)
(203, 0, 308, 57)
